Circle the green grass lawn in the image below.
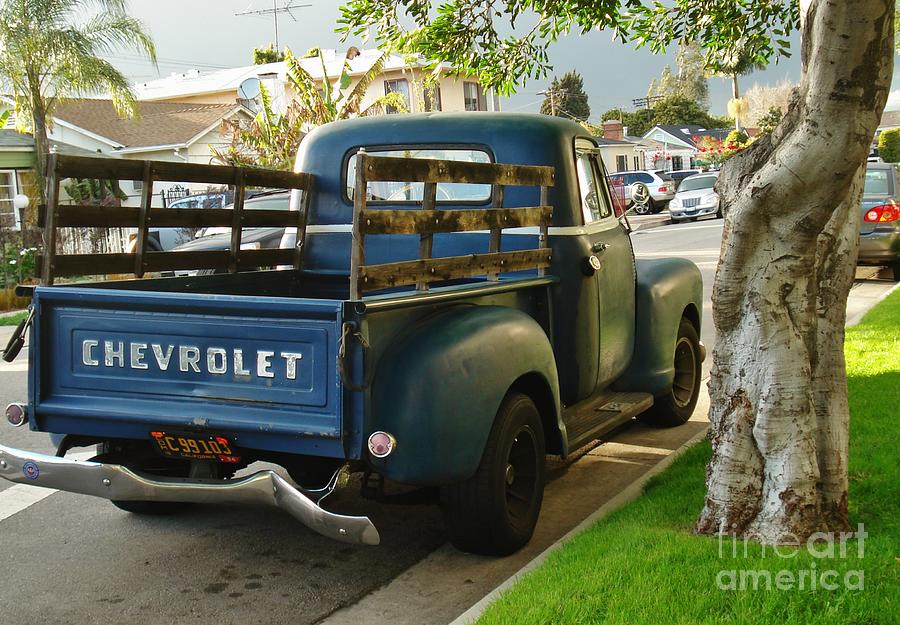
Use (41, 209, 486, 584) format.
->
(0, 310, 27, 326)
(478, 291, 900, 625)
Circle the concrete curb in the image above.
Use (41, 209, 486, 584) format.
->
(846, 279, 899, 326)
(447, 424, 710, 625)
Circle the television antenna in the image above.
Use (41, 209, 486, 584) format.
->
(235, 1, 312, 50)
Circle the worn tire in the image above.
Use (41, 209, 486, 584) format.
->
(440, 392, 545, 556)
(639, 318, 702, 427)
(890, 261, 900, 282)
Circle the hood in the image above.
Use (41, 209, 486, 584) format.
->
(675, 189, 717, 200)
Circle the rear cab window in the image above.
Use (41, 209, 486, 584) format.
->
(346, 147, 492, 203)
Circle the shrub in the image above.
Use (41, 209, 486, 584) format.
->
(877, 128, 900, 162)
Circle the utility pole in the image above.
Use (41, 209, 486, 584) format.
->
(235, 1, 311, 50)
(537, 88, 557, 116)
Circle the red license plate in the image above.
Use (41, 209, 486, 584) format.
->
(150, 431, 241, 463)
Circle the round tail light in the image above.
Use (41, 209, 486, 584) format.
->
(367, 431, 396, 458)
(5, 403, 27, 427)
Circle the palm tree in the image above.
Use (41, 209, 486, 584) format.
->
(214, 47, 406, 170)
(0, 0, 156, 196)
(706, 42, 766, 130)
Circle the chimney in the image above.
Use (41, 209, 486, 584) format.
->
(603, 120, 624, 141)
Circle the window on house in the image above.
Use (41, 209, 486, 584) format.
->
(464, 82, 486, 111)
(0, 170, 19, 229)
(424, 82, 442, 112)
(383, 79, 410, 114)
(615, 155, 627, 172)
(633, 155, 640, 170)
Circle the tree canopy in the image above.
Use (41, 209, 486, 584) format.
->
(338, 1, 798, 95)
(648, 43, 709, 109)
(540, 70, 590, 121)
(599, 95, 729, 137)
(252, 43, 285, 64)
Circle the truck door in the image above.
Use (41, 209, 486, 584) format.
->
(574, 139, 636, 388)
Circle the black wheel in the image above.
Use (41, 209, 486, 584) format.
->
(890, 261, 900, 282)
(639, 318, 702, 427)
(649, 198, 662, 214)
(716, 205, 723, 219)
(440, 393, 545, 556)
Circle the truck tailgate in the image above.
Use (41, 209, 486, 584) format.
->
(29, 286, 345, 454)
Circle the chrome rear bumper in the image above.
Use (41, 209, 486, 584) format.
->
(0, 443, 379, 546)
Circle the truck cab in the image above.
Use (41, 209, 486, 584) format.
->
(1, 113, 704, 556)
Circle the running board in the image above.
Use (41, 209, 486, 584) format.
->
(563, 391, 654, 452)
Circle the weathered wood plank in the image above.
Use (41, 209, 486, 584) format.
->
(51, 248, 294, 277)
(359, 206, 552, 235)
(350, 150, 368, 300)
(55, 206, 298, 228)
(293, 185, 313, 270)
(133, 161, 154, 277)
(357, 249, 553, 293)
(42, 154, 60, 285)
(52, 154, 312, 190)
(539, 186, 550, 277)
(362, 155, 555, 187)
(487, 184, 505, 282)
(417, 181, 437, 291)
(228, 169, 245, 273)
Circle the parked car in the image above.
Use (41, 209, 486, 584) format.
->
(666, 169, 702, 190)
(607, 170, 676, 214)
(858, 162, 900, 280)
(169, 190, 291, 275)
(125, 190, 282, 252)
(668, 172, 721, 223)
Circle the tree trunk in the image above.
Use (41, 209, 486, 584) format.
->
(696, 0, 892, 544)
(29, 86, 49, 205)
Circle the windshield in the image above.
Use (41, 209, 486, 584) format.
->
(864, 168, 893, 195)
(346, 147, 492, 203)
(679, 176, 717, 192)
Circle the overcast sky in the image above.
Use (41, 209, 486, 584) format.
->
(114, 0, 900, 118)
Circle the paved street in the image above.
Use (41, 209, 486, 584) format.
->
(0, 223, 894, 624)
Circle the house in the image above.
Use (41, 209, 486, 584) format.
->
(133, 48, 502, 115)
(640, 124, 732, 171)
(596, 120, 644, 172)
(0, 97, 254, 220)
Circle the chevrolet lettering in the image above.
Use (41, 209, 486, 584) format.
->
(0, 113, 704, 555)
(80, 339, 304, 380)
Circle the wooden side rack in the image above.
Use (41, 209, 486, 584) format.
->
(349, 152, 555, 300)
(40, 154, 313, 284)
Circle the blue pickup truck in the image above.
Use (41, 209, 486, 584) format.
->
(1, 114, 703, 555)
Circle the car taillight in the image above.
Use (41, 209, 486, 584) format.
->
(864, 204, 900, 223)
(658, 186, 668, 192)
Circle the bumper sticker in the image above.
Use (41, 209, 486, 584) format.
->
(22, 461, 39, 480)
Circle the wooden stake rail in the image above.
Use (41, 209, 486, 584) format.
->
(350, 152, 555, 299)
(40, 154, 313, 283)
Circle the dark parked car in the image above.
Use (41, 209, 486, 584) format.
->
(858, 162, 900, 280)
(170, 190, 291, 274)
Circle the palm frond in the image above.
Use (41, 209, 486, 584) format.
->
(341, 51, 389, 116)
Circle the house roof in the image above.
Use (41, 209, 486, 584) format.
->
(0, 128, 104, 156)
(133, 49, 442, 102)
(52, 98, 247, 149)
(879, 109, 900, 129)
(645, 124, 732, 148)
(596, 137, 636, 147)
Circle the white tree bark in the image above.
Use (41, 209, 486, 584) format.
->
(696, 0, 893, 543)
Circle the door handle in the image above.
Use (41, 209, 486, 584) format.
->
(592, 242, 610, 253)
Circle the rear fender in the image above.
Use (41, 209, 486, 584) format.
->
(612, 258, 703, 396)
(367, 306, 562, 485)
